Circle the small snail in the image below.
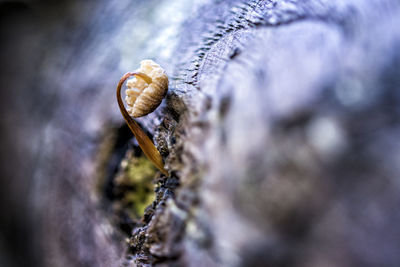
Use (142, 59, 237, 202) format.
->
(116, 60, 168, 176)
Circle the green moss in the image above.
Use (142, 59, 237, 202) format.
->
(126, 157, 157, 184)
(115, 152, 158, 219)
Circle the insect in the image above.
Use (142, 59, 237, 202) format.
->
(116, 60, 169, 176)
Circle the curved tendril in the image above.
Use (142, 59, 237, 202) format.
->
(116, 72, 168, 176)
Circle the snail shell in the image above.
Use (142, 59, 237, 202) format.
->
(125, 60, 169, 117)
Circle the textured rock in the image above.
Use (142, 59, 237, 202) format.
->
(146, 1, 400, 266)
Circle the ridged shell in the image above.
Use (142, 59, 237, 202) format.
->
(125, 60, 168, 117)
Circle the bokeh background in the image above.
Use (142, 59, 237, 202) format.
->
(0, 0, 187, 266)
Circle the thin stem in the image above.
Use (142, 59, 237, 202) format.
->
(116, 72, 168, 176)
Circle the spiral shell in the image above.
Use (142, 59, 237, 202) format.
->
(125, 60, 169, 117)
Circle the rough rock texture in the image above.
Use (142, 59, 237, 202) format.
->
(142, 1, 400, 266)
(1, 0, 400, 267)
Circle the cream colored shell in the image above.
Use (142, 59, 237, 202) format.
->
(125, 60, 168, 117)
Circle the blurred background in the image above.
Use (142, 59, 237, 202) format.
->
(0, 0, 189, 266)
